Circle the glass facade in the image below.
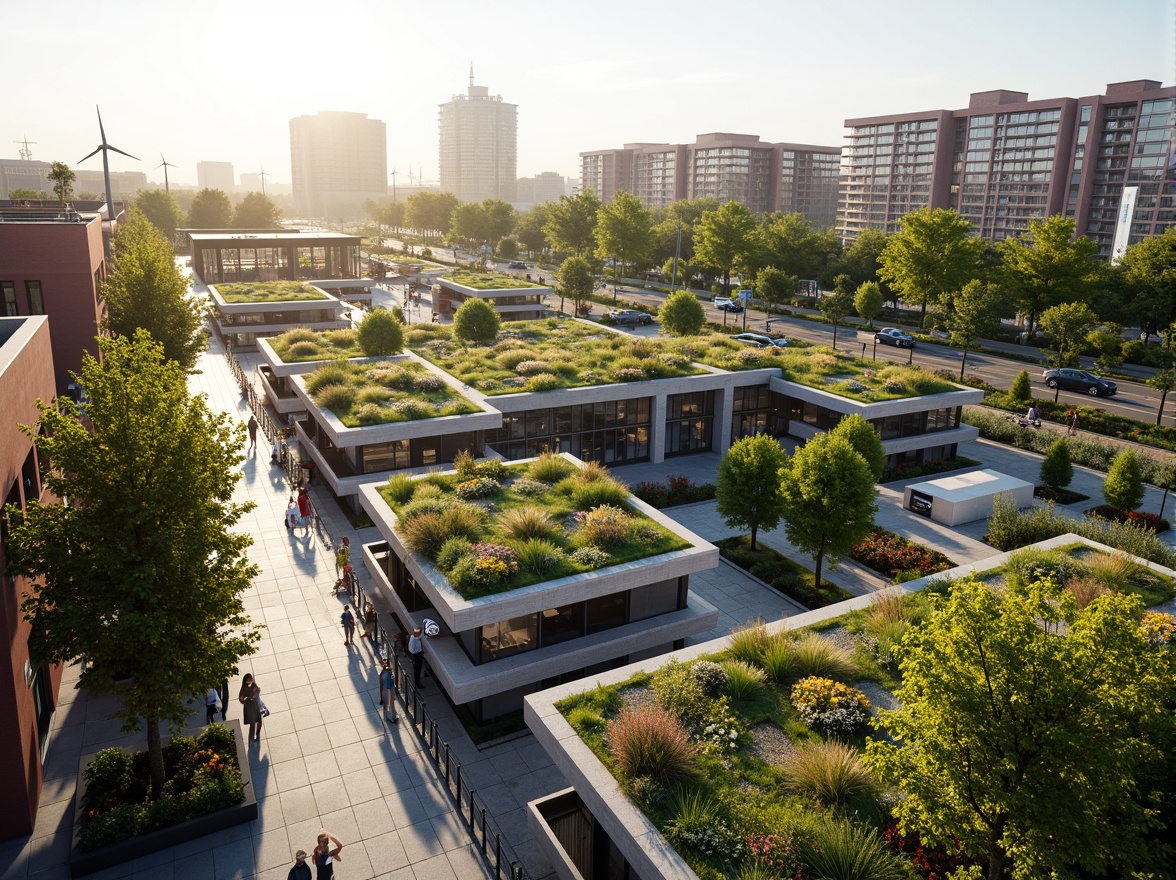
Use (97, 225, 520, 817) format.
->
(198, 241, 360, 284)
(1, 281, 15, 316)
(664, 391, 715, 457)
(839, 118, 939, 240)
(730, 385, 787, 442)
(485, 398, 652, 464)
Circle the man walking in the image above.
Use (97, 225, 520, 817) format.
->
(341, 605, 356, 646)
(379, 661, 398, 724)
(247, 415, 258, 453)
(408, 625, 425, 688)
(205, 686, 220, 726)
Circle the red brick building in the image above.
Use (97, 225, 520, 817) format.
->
(0, 316, 62, 838)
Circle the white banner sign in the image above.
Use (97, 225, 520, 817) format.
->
(1111, 186, 1139, 262)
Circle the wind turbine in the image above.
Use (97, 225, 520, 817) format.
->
(156, 153, 177, 193)
(78, 106, 138, 236)
(259, 166, 269, 196)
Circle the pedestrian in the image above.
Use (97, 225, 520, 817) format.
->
(341, 605, 356, 646)
(297, 487, 312, 529)
(287, 850, 311, 880)
(205, 686, 220, 726)
(1026, 404, 1039, 424)
(408, 625, 425, 688)
(362, 601, 377, 640)
(220, 678, 230, 720)
(247, 415, 258, 453)
(379, 660, 398, 723)
(1069, 409, 1079, 436)
(286, 496, 298, 531)
(313, 832, 343, 878)
(239, 673, 263, 741)
(335, 537, 350, 579)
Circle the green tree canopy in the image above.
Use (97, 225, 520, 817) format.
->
(853, 281, 883, 326)
(7, 187, 48, 199)
(187, 188, 233, 228)
(557, 255, 594, 316)
(48, 161, 76, 202)
(831, 228, 891, 296)
(232, 191, 282, 228)
(6, 331, 260, 794)
(134, 189, 184, 244)
(514, 203, 551, 256)
(405, 191, 459, 237)
(364, 196, 406, 232)
(695, 201, 760, 295)
(759, 212, 840, 281)
(715, 434, 789, 549)
(1103, 449, 1144, 511)
(595, 191, 654, 287)
(780, 433, 877, 587)
(865, 578, 1167, 880)
(658, 289, 706, 336)
(1118, 227, 1176, 336)
(818, 286, 855, 348)
(1038, 301, 1098, 368)
(1040, 437, 1073, 491)
(878, 208, 985, 328)
(102, 209, 207, 370)
(544, 190, 601, 257)
(356, 308, 404, 356)
(999, 215, 1102, 332)
(829, 414, 886, 481)
(452, 298, 501, 345)
(756, 266, 798, 306)
(944, 279, 1011, 380)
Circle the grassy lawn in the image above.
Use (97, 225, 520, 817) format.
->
(715, 536, 852, 608)
(303, 359, 480, 427)
(375, 455, 692, 599)
(443, 271, 544, 290)
(217, 281, 330, 302)
(269, 327, 364, 362)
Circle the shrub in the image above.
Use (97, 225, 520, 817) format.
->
(721, 659, 769, 704)
(499, 505, 558, 541)
(1003, 547, 1088, 591)
(525, 373, 565, 392)
(569, 545, 611, 567)
(1040, 438, 1074, 490)
(606, 704, 695, 786)
(452, 298, 501, 345)
(515, 539, 565, 576)
(783, 740, 878, 810)
(353, 402, 385, 425)
(400, 512, 451, 560)
(436, 536, 474, 572)
(1010, 369, 1032, 402)
(577, 505, 632, 547)
(312, 382, 356, 412)
(528, 452, 577, 483)
(452, 448, 478, 479)
(356, 308, 404, 355)
(81, 802, 140, 850)
(659, 289, 706, 336)
(652, 659, 713, 728)
(510, 477, 549, 497)
(82, 748, 134, 805)
(804, 819, 905, 880)
(454, 477, 499, 499)
(791, 677, 872, 736)
(305, 362, 350, 393)
(1104, 450, 1145, 511)
(664, 790, 744, 862)
(689, 660, 729, 697)
(791, 632, 857, 681)
(570, 477, 630, 510)
(476, 458, 508, 481)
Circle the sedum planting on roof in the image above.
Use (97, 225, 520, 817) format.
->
(216, 281, 330, 303)
(442, 271, 545, 290)
(303, 358, 479, 427)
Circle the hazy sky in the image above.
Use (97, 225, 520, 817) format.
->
(4, 0, 1173, 189)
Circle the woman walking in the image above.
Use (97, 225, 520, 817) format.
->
(239, 673, 263, 741)
(297, 486, 312, 531)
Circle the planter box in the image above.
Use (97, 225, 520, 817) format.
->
(69, 719, 257, 878)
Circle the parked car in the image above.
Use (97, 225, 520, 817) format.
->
(716, 300, 743, 313)
(508, 260, 528, 269)
(609, 309, 654, 326)
(874, 328, 916, 348)
(732, 332, 789, 348)
(1041, 368, 1118, 397)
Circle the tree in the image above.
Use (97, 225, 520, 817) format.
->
(557, 255, 594, 317)
(187, 188, 233, 228)
(6, 331, 260, 795)
(944, 279, 1010, 380)
(1039, 301, 1098, 370)
(1119, 228, 1176, 337)
(595, 191, 653, 297)
(853, 281, 883, 326)
(658, 289, 706, 336)
(450, 201, 488, 249)
(480, 199, 517, 246)
(695, 201, 759, 295)
(759, 213, 840, 281)
(48, 161, 76, 202)
(878, 208, 985, 329)
(780, 433, 877, 588)
(999, 216, 1102, 333)
(405, 192, 459, 237)
(1039, 438, 1073, 491)
(1010, 370, 1032, 403)
(102, 209, 207, 371)
(233, 192, 282, 228)
(1146, 369, 1176, 426)
(715, 434, 788, 550)
(515, 204, 551, 257)
(829, 414, 886, 481)
(757, 266, 798, 306)
(7, 187, 48, 199)
(544, 190, 600, 257)
(818, 286, 855, 349)
(1086, 323, 1124, 373)
(452, 298, 500, 345)
(832, 228, 890, 293)
(1104, 449, 1144, 511)
(356, 308, 404, 356)
(496, 237, 519, 259)
(865, 578, 1167, 880)
(135, 189, 184, 244)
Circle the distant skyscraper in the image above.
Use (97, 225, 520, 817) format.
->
(438, 68, 518, 202)
(514, 172, 565, 207)
(197, 161, 235, 192)
(289, 111, 387, 219)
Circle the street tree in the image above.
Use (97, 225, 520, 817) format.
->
(999, 215, 1102, 333)
(480, 199, 516, 246)
(695, 201, 759, 295)
(135, 189, 185, 244)
(715, 434, 788, 550)
(187, 188, 233, 228)
(102, 209, 207, 371)
(944, 279, 1010, 380)
(356, 308, 404, 356)
(831, 228, 890, 294)
(233, 191, 282, 228)
(1085, 323, 1125, 373)
(1146, 369, 1176, 426)
(1104, 450, 1144, 511)
(853, 281, 884, 327)
(405, 192, 459, 237)
(496, 237, 519, 259)
(543, 190, 601, 257)
(658, 289, 706, 336)
(48, 161, 76, 202)
(780, 433, 877, 588)
(452, 298, 501, 346)
(756, 266, 798, 306)
(865, 578, 1167, 880)
(759, 213, 840, 282)
(1118, 228, 1176, 336)
(6, 331, 261, 795)
(1010, 370, 1032, 403)
(878, 208, 985, 328)
(829, 414, 886, 481)
(514, 203, 551, 257)
(1040, 438, 1073, 491)
(557, 256, 594, 317)
(818, 285, 855, 349)
(595, 191, 653, 297)
(450, 201, 488, 249)
(1038, 301, 1098, 371)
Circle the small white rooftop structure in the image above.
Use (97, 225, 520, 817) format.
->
(904, 468, 1033, 526)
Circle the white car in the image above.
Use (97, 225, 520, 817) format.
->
(732, 332, 788, 348)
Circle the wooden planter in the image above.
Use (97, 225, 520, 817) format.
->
(69, 719, 258, 878)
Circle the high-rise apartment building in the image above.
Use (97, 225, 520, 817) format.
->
(581, 134, 841, 226)
(197, 161, 236, 192)
(837, 80, 1176, 256)
(438, 71, 518, 203)
(514, 172, 566, 207)
(290, 111, 387, 219)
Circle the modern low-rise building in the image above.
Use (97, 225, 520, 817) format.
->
(207, 281, 351, 349)
(431, 272, 552, 321)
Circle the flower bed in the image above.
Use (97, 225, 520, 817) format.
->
(631, 474, 717, 509)
(1084, 504, 1171, 533)
(216, 281, 329, 302)
(715, 536, 852, 608)
(849, 528, 955, 583)
(302, 359, 479, 427)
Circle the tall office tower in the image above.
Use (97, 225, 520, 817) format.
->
(197, 161, 236, 192)
(289, 111, 388, 219)
(837, 79, 1176, 256)
(438, 69, 518, 202)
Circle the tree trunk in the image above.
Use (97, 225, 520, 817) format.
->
(919, 300, 927, 329)
(1158, 389, 1168, 426)
(959, 345, 969, 381)
(750, 525, 758, 551)
(832, 323, 839, 349)
(146, 718, 165, 798)
(813, 538, 826, 589)
(987, 819, 1008, 880)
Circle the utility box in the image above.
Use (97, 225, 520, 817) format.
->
(903, 469, 1033, 526)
